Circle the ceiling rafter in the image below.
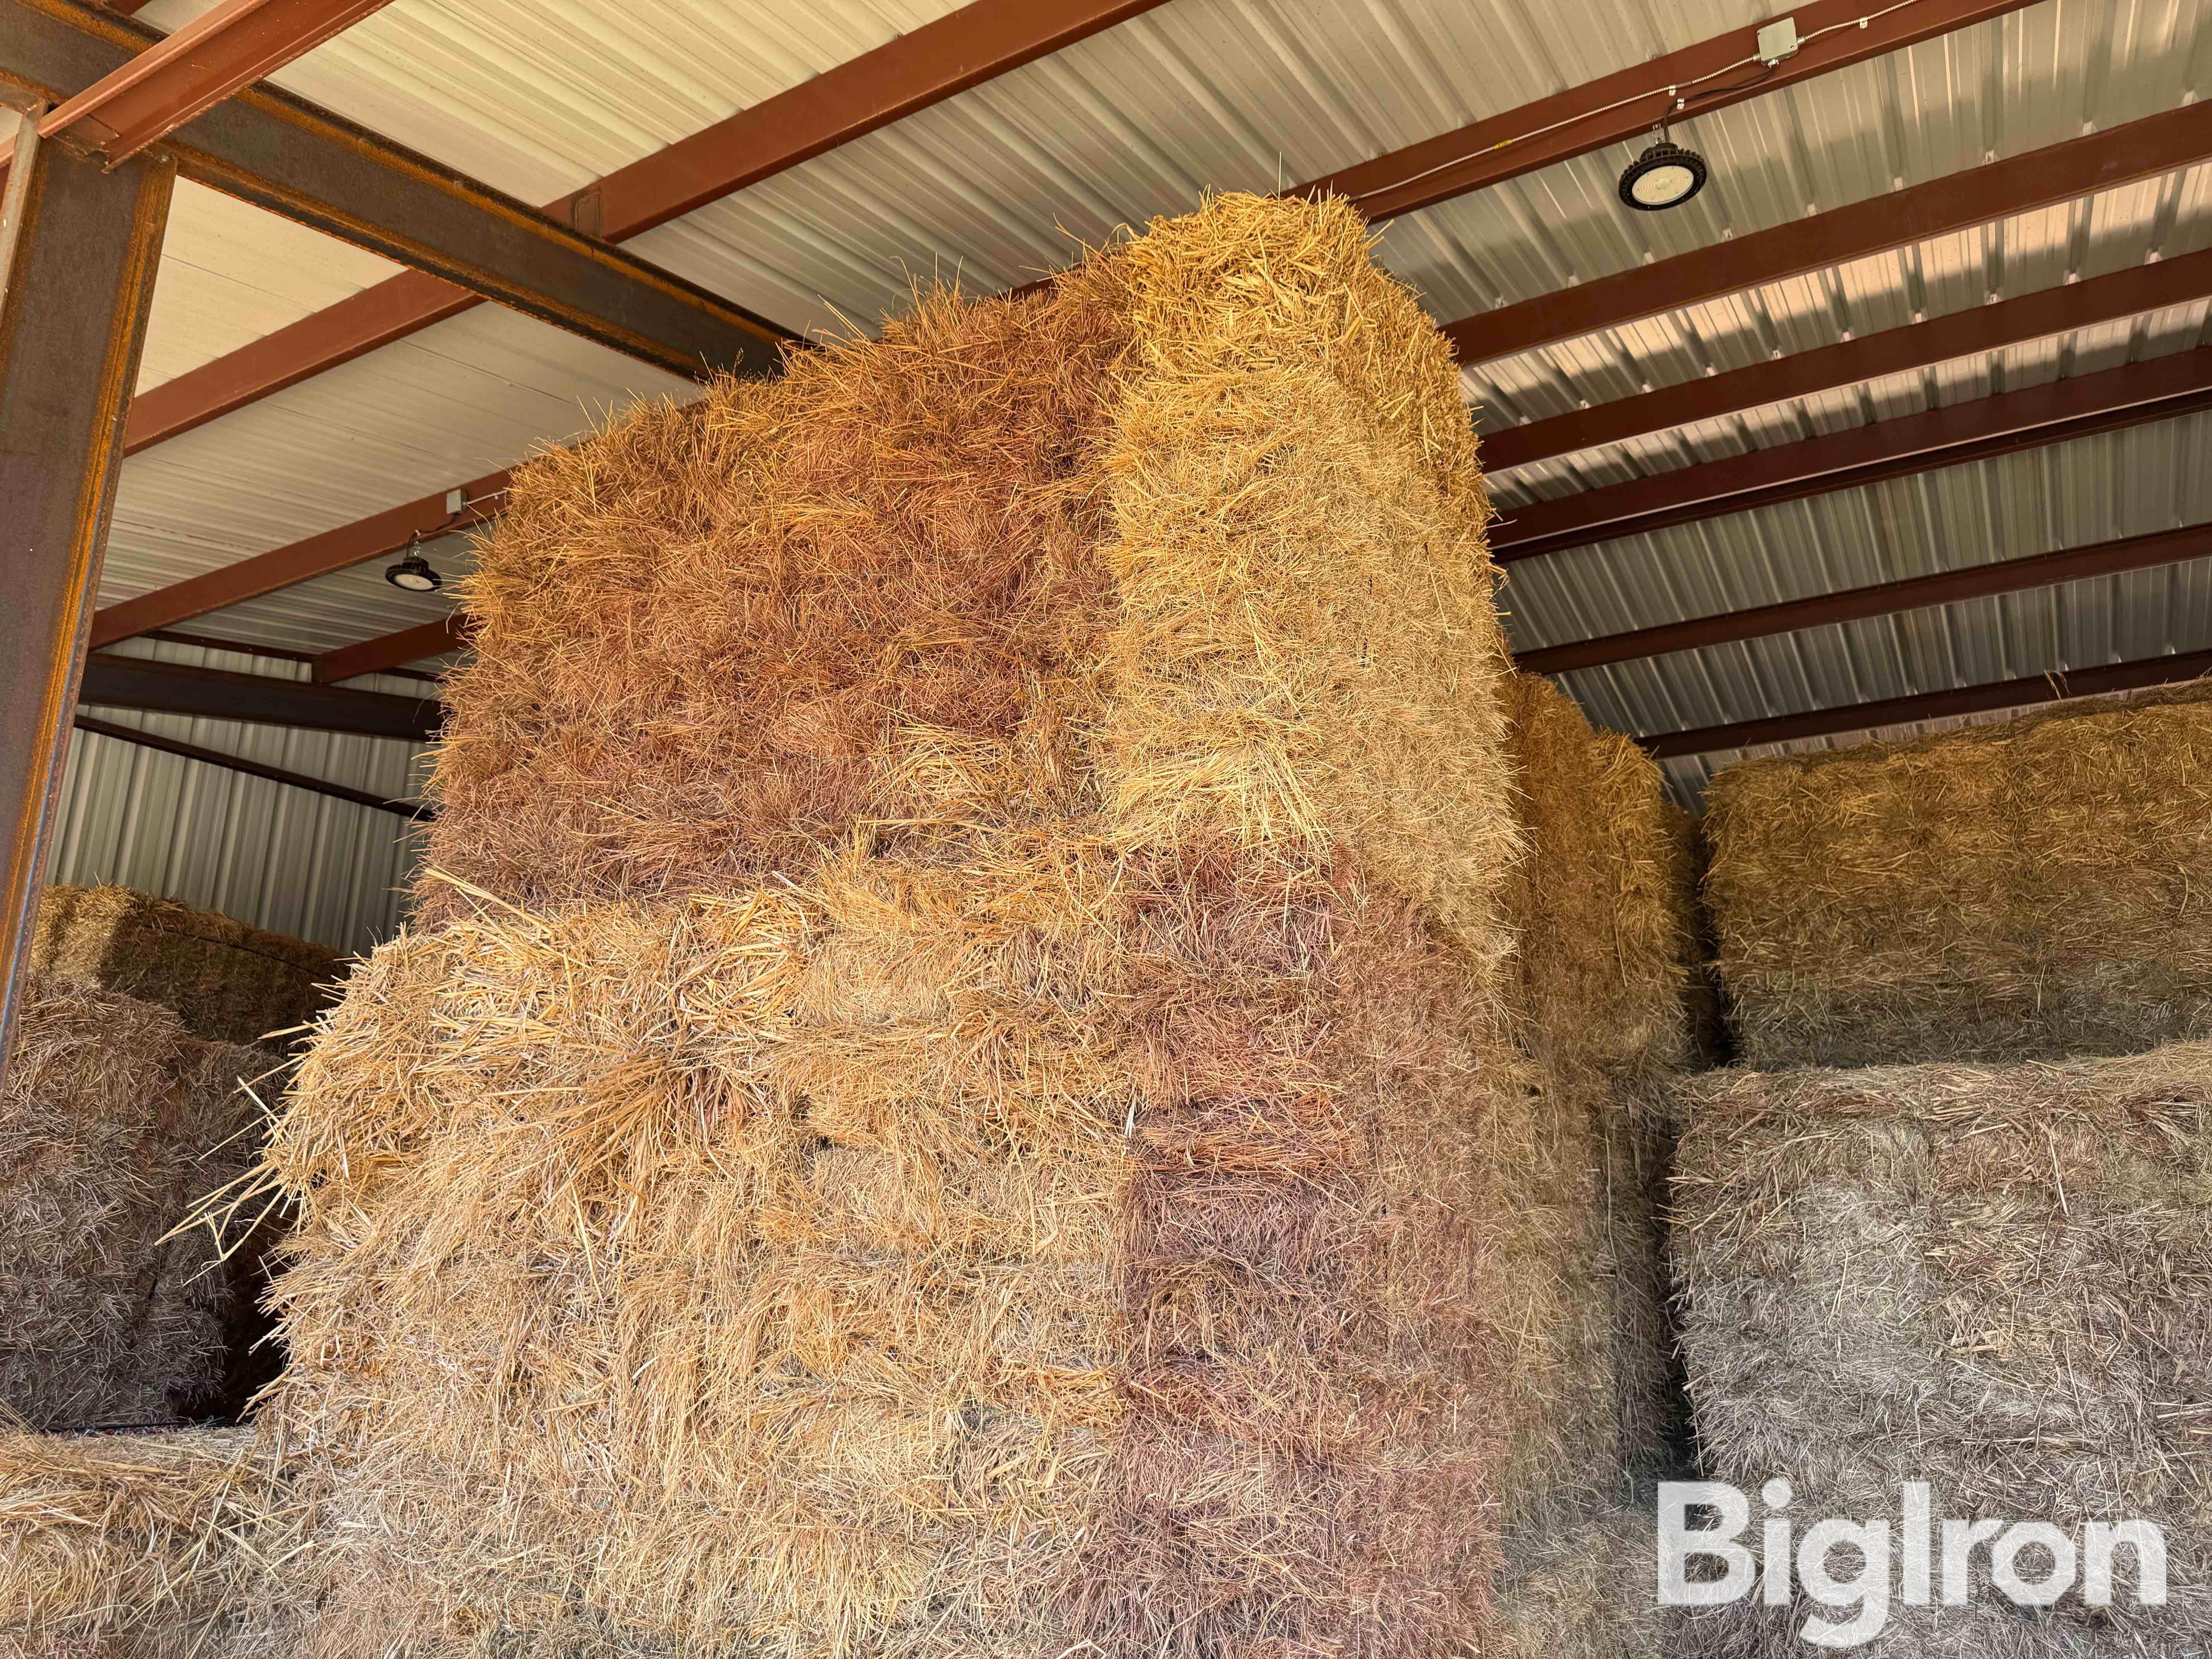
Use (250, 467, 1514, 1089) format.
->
(1448, 100, 2212, 369)
(1640, 647, 2212, 758)
(1517, 524, 2212, 675)
(117, 0, 1174, 453)
(1492, 347, 2212, 563)
(1480, 249, 2212, 474)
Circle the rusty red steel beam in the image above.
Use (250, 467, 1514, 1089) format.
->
(1518, 522, 2212, 675)
(0, 0, 392, 171)
(313, 613, 468, 684)
(1293, 0, 2039, 223)
(1479, 249, 2212, 472)
(72, 713, 433, 819)
(1448, 100, 2212, 369)
(1491, 346, 2212, 562)
(87, 468, 507, 648)
(2, 0, 793, 384)
(1638, 647, 2212, 758)
(120, 0, 1171, 453)
(0, 130, 172, 1079)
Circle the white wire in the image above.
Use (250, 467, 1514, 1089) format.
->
(1350, 0, 1936, 204)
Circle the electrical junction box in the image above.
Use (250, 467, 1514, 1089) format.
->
(1757, 15, 1800, 60)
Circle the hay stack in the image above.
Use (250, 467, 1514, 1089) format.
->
(1704, 682, 2212, 1068)
(246, 194, 1586, 1656)
(33, 884, 342, 1051)
(0, 1426, 271, 1657)
(1671, 1044, 2212, 1652)
(0, 977, 272, 1430)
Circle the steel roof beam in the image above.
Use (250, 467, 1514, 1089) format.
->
(1638, 647, 2212, 757)
(1448, 100, 2212, 369)
(0, 0, 394, 171)
(117, 0, 1170, 452)
(1492, 346, 2212, 562)
(313, 614, 467, 684)
(80, 652, 442, 740)
(88, 468, 507, 648)
(1480, 249, 2212, 472)
(1518, 523, 2212, 675)
(73, 713, 433, 819)
(0, 0, 793, 383)
(1293, 0, 2038, 223)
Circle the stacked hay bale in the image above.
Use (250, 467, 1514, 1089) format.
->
(1704, 683, 2212, 1070)
(1490, 674, 1700, 1657)
(1672, 1050, 2212, 1654)
(1494, 675, 1696, 1499)
(1677, 685, 2212, 1654)
(33, 884, 342, 1052)
(237, 194, 1621, 1656)
(0, 976, 271, 1430)
(0, 1426, 271, 1657)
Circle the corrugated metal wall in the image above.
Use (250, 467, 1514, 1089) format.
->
(48, 639, 434, 958)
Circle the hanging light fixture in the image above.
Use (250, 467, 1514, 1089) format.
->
(385, 532, 442, 594)
(1618, 134, 1708, 213)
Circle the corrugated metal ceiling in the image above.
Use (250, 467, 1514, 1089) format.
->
(96, 0, 2212, 790)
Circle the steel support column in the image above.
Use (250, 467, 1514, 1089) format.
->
(0, 117, 170, 1075)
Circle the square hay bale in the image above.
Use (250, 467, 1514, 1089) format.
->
(1671, 1045, 2212, 1652)
(1501, 673, 1696, 1083)
(1495, 673, 1700, 1522)
(0, 1425, 270, 1657)
(0, 977, 274, 1431)
(417, 194, 1511, 963)
(33, 885, 343, 1052)
(242, 194, 1668, 1656)
(1703, 682, 2212, 1068)
(257, 857, 1523, 1656)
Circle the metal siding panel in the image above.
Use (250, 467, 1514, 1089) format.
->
(47, 638, 429, 955)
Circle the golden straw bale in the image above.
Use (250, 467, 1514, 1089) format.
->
(33, 885, 342, 1051)
(1704, 681, 2212, 1068)
(253, 849, 1516, 1657)
(1500, 673, 1693, 1080)
(419, 192, 1513, 960)
(0, 978, 273, 1431)
(1671, 1045, 2212, 1650)
(0, 1425, 270, 1658)
(1493, 674, 1698, 1522)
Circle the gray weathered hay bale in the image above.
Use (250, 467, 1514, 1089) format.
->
(239, 194, 1574, 1658)
(1672, 1045, 2212, 1651)
(33, 884, 342, 1051)
(0, 978, 273, 1430)
(1704, 680, 2212, 1068)
(0, 1425, 271, 1658)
